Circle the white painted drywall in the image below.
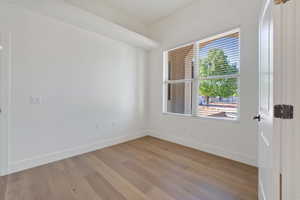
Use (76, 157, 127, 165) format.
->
(147, 0, 261, 166)
(65, 0, 149, 36)
(0, 4, 148, 173)
(3, 0, 158, 50)
(87, 0, 196, 25)
(0, 31, 10, 176)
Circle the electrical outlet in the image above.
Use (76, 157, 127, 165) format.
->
(96, 123, 103, 130)
(30, 96, 42, 104)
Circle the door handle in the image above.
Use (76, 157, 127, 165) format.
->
(253, 114, 261, 122)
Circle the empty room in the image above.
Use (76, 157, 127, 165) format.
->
(0, 0, 299, 200)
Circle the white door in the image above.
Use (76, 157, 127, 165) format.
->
(259, 1, 299, 200)
(257, 1, 281, 200)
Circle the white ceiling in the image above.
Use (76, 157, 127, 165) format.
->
(100, 0, 196, 25)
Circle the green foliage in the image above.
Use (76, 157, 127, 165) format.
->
(199, 49, 238, 101)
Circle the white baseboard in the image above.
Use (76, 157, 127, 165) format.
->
(5, 129, 257, 175)
(7, 132, 146, 175)
(147, 130, 257, 167)
(296, 193, 300, 200)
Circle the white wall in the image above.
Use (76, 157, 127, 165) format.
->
(0, 5, 147, 173)
(147, 0, 261, 166)
(65, 0, 149, 36)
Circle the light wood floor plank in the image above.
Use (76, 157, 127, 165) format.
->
(93, 148, 175, 200)
(112, 141, 250, 200)
(0, 175, 7, 200)
(132, 138, 258, 192)
(2, 136, 258, 200)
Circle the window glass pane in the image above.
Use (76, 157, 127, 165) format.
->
(198, 78, 238, 119)
(166, 82, 192, 114)
(168, 44, 194, 80)
(198, 32, 240, 78)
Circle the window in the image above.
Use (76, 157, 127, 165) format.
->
(163, 29, 240, 120)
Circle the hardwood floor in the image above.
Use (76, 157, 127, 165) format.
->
(0, 175, 7, 200)
(1, 136, 258, 200)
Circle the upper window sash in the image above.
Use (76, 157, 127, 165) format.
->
(166, 44, 194, 81)
(164, 52, 240, 82)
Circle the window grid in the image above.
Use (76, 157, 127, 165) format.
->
(163, 29, 240, 120)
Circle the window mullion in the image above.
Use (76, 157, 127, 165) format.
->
(163, 52, 169, 113)
(192, 42, 200, 116)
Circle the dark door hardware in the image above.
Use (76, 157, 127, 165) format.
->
(253, 115, 261, 122)
(274, 105, 294, 119)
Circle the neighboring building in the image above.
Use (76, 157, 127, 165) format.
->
(167, 44, 193, 114)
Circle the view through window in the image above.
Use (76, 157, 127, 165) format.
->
(164, 30, 240, 120)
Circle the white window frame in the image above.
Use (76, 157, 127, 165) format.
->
(163, 28, 241, 121)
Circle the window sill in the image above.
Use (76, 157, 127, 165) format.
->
(162, 112, 240, 122)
